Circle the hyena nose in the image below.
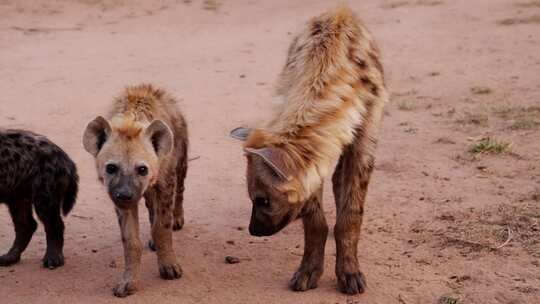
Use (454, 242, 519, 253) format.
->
(114, 189, 134, 202)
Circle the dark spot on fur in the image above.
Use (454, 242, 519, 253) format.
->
(311, 20, 324, 36)
(360, 77, 379, 97)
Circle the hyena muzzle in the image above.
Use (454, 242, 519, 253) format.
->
(83, 84, 188, 297)
(231, 6, 387, 295)
(0, 129, 78, 269)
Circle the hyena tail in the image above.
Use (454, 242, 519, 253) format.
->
(62, 165, 79, 216)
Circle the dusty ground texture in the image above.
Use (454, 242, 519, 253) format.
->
(0, 0, 539, 303)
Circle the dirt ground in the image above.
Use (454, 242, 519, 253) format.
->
(0, 0, 539, 303)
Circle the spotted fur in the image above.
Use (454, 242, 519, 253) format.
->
(0, 129, 78, 269)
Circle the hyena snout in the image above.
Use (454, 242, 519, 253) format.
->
(107, 175, 144, 208)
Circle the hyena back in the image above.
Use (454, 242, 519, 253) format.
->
(83, 84, 188, 297)
(0, 129, 78, 269)
(231, 6, 387, 294)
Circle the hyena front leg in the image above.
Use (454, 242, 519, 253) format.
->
(146, 180, 182, 280)
(290, 187, 328, 291)
(145, 199, 156, 251)
(331, 130, 376, 295)
(113, 206, 142, 298)
(173, 149, 187, 231)
(0, 200, 37, 266)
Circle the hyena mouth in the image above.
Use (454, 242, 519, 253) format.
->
(249, 209, 295, 237)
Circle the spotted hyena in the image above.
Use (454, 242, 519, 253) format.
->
(230, 6, 387, 294)
(0, 129, 78, 269)
(83, 84, 188, 297)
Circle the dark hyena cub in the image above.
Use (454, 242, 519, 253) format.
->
(0, 129, 78, 269)
(83, 84, 188, 297)
(231, 7, 387, 294)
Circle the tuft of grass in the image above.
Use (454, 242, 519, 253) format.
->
(397, 100, 415, 111)
(469, 138, 510, 154)
(203, 0, 221, 11)
(438, 295, 459, 304)
(509, 119, 539, 130)
(498, 15, 540, 26)
(470, 86, 492, 95)
(455, 112, 488, 126)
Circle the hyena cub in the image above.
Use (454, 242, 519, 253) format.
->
(83, 84, 188, 297)
(0, 129, 78, 269)
(231, 7, 387, 294)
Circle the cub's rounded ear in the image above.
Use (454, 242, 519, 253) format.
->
(230, 127, 252, 141)
(145, 120, 173, 158)
(83, 116, 111, 157)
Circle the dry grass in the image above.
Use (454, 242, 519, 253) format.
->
(397, 100, 416, 111)
(381, 0, 444, 9)
(492, 105, 540, 118)
(515, 1, 540, 8)
(509, 119, 539, 130)
(455, 112, 488, 127)
(434, 137, 456, 144)
(469, 138, 510, 154)
(203, 0, 221, 11)
(470, 86, 492, 95)
(498, 15, 540, 26)
(433, 202, 540, 256)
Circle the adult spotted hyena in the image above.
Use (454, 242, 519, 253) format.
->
(0, 129, 78, 269)
(83, 84, 188, 297)
(231, 7, 387, 294)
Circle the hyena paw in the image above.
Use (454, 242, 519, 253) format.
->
(172, 217, 184, 231)
(42, 252, 64, 269)
(289, 267, 322, 291)
(337, 270, 367, 295)
(113, 279, 137, 297)
(148, 239, 156, 251)
(159, 262, 183, 280)
(0, 253, 20, 266)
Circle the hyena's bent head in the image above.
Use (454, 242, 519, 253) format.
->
(231, 127, 308, 237)
(83, 115, 173, 209)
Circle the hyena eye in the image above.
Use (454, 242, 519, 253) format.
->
(137, 165, 148, 176)
(106, 164, 119, 175)
(253, 196, 269, 207)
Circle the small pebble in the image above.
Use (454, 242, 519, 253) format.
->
(225, 256, 240, 264)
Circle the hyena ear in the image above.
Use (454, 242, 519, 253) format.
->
(83, 116, 111, 157)
(145, 120, 174, 158)
(230, 127, 252, 141)
(244, 147, 289, 180)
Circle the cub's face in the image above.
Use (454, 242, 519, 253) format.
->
(95, 133, 158, 208)
(83, 116, 173, 209)
(246, 154, 305, 236)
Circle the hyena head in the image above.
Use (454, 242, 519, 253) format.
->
(231, 127, 307, 237)
(83, 115, 173, 209)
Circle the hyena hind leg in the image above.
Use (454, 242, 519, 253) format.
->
(290, 187, 328, 292)
(34, 200, 65, 269)
(0, 200, 37, 266)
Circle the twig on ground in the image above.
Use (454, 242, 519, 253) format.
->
(495, 226, 512, 249)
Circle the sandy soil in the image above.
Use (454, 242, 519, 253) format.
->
(0, 0, 539, 303)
